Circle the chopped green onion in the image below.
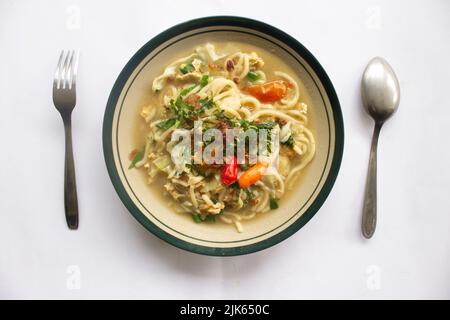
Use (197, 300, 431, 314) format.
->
(180, 85, 196, 96)
(269, 198, 279, 210)
(229, 181, 240, 190)
(203, 215, 216, 222)
(200, 75, 209, 87)
(156, 118, 177, 130)
(180, 63, 195, 74)
(199, 98, 214, 109)
(192, 213, 215, 223)
(254, 122, 276, 129)
(192, 98, 215, 117)
(192, 213, 202, 223)
(174, 97, 193, 111)
(215, 110, 238, 127)
(247, 71, 260, 82)
(128, 145, 145, 169)
(282, 135, 295, 148)
(238, 119, 251, 130)
(244, 188, 255, 199)
(172, 97, 194, 121)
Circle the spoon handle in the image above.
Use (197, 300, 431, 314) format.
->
(362, 122, 382, 238)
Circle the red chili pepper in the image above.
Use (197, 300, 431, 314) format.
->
(221, 156, 238, 186)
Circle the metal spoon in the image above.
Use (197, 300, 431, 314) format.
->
(361, 57, 400, 238)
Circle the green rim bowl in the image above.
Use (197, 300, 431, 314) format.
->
(103, 16, 344, 256)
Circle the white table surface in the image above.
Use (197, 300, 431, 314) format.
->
(1, 0, 449, 299)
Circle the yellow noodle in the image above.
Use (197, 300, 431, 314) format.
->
(135, 44, 316, 233)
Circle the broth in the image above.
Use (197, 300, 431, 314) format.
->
(130, 41, 316, 231)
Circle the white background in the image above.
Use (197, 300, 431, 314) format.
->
(1, 0, 449, 299)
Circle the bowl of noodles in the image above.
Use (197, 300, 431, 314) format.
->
(103, 16, 344, 256)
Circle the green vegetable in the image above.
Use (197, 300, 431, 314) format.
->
(254, 122, 275, 153)
(193, 98, 215, 117)
(153, 155, 171, 171)
(238, 120, 275, 131)
(192, 213, 202, 223)
(199, 98, 214, 109)
(174, 97, 193, 112)
(282, 135, 295, 148)
(215, 110, 238, 127)
(180, 85, 196, 96)
(203, 215, 216, 222)
(247, 71, 260, 82)
(238, 119, 251, 130)
(223, 120, 277, 155)
(192, 213, 215, 223)
(269, 198, 279, 210)
(180, 63, 195, 74)
(229, 182, 241, 190)
(200, 75, 209, 87)
(156, 118, 177, 131)
(242, 188, 255, 205)
(170, 97, 194, 123)
(128, 145, 145, 169)
(244, 188, 255, 200)
(254, 122, 276, 129)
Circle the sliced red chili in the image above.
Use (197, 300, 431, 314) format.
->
(221, 156, 238, 186)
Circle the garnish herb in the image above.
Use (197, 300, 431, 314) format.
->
(203, 215, 216, 222)
(180, 63, 195, 74)
(238, 119, 275, 131)
(200, 75, 209, 87)
(128, 145, 145, 169)
(156, 118, 177, 131)
(170, 97, 194, 123)
(193, 98, 215, 116)
(244, 188, 255, 200)
(215, 110, 238, 127)
(192, 213, 215, 223)
(247, 71, 260, 82)
(180, 85, 196, 96)
(269, 198, 279, 210)
(254, 122, 276, 130)
(240, 162, 251, 170)
(281, 135, 295, 148)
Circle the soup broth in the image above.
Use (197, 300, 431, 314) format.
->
(130, 41, 316, 232)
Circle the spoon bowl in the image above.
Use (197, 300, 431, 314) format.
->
(362, 57, 400, 123)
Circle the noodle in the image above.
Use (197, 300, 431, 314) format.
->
(130, 43, 316, 232)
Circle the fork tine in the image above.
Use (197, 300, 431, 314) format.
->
(67, 51, 75, 90)
(54, 50, 65, 89)
(71, 50, 80, 90)
(61, 50, 73, 89)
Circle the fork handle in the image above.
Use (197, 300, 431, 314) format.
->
(62, 114, 79, 229)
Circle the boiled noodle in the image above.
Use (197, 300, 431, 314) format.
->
(130, 42, 316, 232)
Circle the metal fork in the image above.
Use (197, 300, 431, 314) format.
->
(53, 50, 80, 230)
